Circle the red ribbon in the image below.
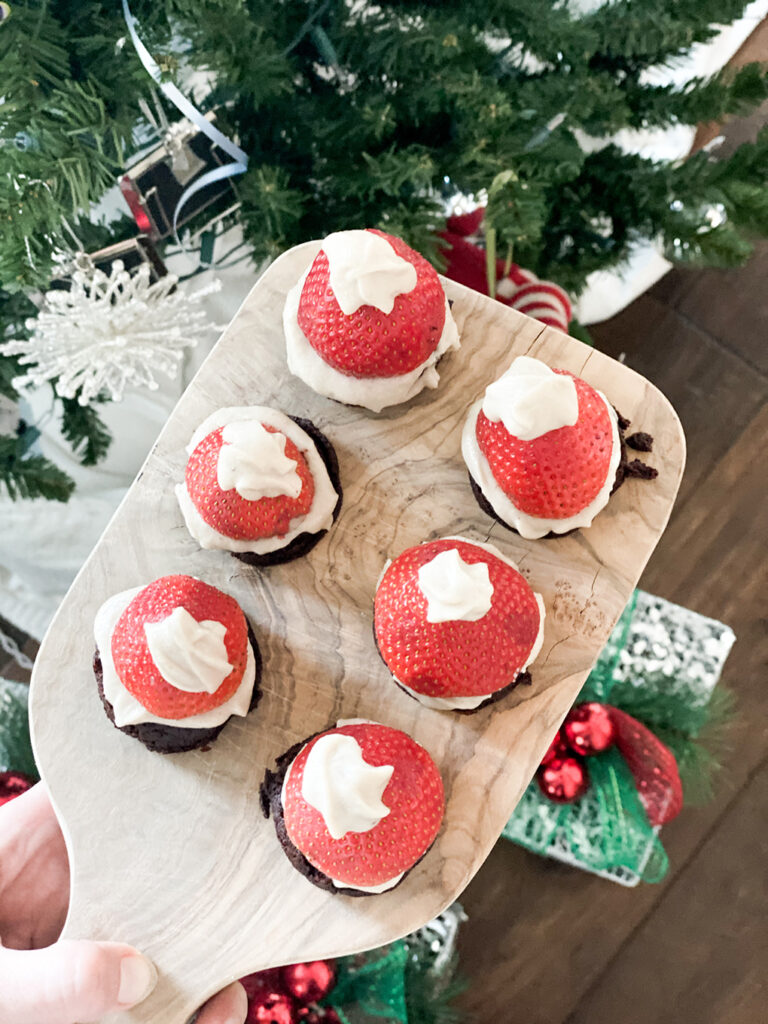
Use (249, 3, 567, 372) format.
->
(608, 706, 683, 826)
(544, 703, 683, 827)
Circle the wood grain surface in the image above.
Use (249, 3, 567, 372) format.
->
(28, 241, 684, 1024)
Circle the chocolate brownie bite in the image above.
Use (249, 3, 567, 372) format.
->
(462, 356, 657, 539)
(283, 229, 460, 412)
(94, 575, 262, 753)
(262, 721, 444, 895)
(176, 407, 341, 567)
(374, 537, 544, 712)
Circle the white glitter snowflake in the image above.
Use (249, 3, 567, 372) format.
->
(1, 260, 221, 405)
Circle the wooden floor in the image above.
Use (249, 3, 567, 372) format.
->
(3, 126, 768, 1024)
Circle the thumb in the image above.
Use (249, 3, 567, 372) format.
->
(0, 939, 157, 1024)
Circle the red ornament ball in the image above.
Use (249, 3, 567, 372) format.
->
(563, 702, 616, 756)
(0, 771, 34, 807)
(247, 991, 297, 1024)
(281, 961, 336, 1005)
(297, 1011, 341, 1024)
(240, 969, 282, 1000)
(540, 731, 569, 766)
(537, 756, 589, 803)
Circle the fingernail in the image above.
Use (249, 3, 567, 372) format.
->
(118, 953, 158, 1006)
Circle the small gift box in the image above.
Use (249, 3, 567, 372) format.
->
(503, 591, 736, 885)
(120, 113, 234, 239)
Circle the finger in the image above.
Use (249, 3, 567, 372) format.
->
(194, 981, 248, 1024)
(0, 783, 70, 950)
(0, 939, 157, 1024)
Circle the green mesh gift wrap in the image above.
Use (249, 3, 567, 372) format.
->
(327, 905, 467, 1024)
(0, 677, 38, 779)
(503, 590, 735, 886)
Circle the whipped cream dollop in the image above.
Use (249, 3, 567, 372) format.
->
(482, 356, 578, 439)
(386, 537, 546, 711)
(217, 420, 302, 501)
(281, 723, 405, 893)
(95, 587, 256, 729)
(144, 607, 232, 694)
(322, 230, 417, 315)
(417, 548, 494, 623)
(463, 377, 621, 540)
(177, 406, 339, 555)
(301, 733, 393, 839)
(284, 247, 460, 413)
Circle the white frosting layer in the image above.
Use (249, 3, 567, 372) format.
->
(217, 420, 301, 501)
(144, 607, 231, 694)
(387, 537, 546, 711)
(280, 727, 404, 894)
(462, 390, 621, 540)
(94, 587, 256, 728)
(417, 548, 494, 623)
(284, 267, 460, 413)
(328, 870, 405, 894)
(322, 230, 417, 315)
(482, 356, 578, 439)
(301, 734, 393, 840)
(176, 406, 338, 554)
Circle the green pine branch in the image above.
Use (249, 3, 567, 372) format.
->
(60, 396, 112, 467)
(2, 0, 768, 301)
(613, 680, 737, 805)
(0, 431, 75, 502)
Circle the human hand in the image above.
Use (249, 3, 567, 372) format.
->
(0, 783, 247, 1024)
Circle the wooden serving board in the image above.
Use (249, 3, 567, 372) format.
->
(30, 241, 685, 1023)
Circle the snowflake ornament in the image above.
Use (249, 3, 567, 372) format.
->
(0, 260, 221, 405)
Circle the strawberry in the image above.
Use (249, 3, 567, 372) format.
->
(111, 575, 249, 719)
(186, 425, 315, 541)
(282, 722, 444, 888)
(297, 229, 445, 378)
(374, 539, 541, 698)
(475, 371, 614, 519)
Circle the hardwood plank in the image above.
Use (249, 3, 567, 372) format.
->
(589, 296, 767, 511)
(565, 761, 768, 1024)
(646, 244, 768, 378)
(640, 402, 768, 618)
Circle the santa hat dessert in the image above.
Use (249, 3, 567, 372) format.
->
(176, 406, 342, 567)
(462, 356, 657, 540)
(374, 537, 545, 711)
(261, 721, 444, 895)
(94, 574, 262, 753)
(283, 229, 460, 412)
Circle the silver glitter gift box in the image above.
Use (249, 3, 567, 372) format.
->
(503, 590, 736, 886)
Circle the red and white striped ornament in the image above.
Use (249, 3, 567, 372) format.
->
(440, 208, 572, 333)
(495, 266, 571, 333)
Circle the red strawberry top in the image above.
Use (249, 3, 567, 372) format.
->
(185, 423, 315, 541)
(297, 229, 445, 379)
(475, 370, 615, 520)
(374, 538, 542, 699)
(111, 575, 250, 719)
(282, 722, 444, 888)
